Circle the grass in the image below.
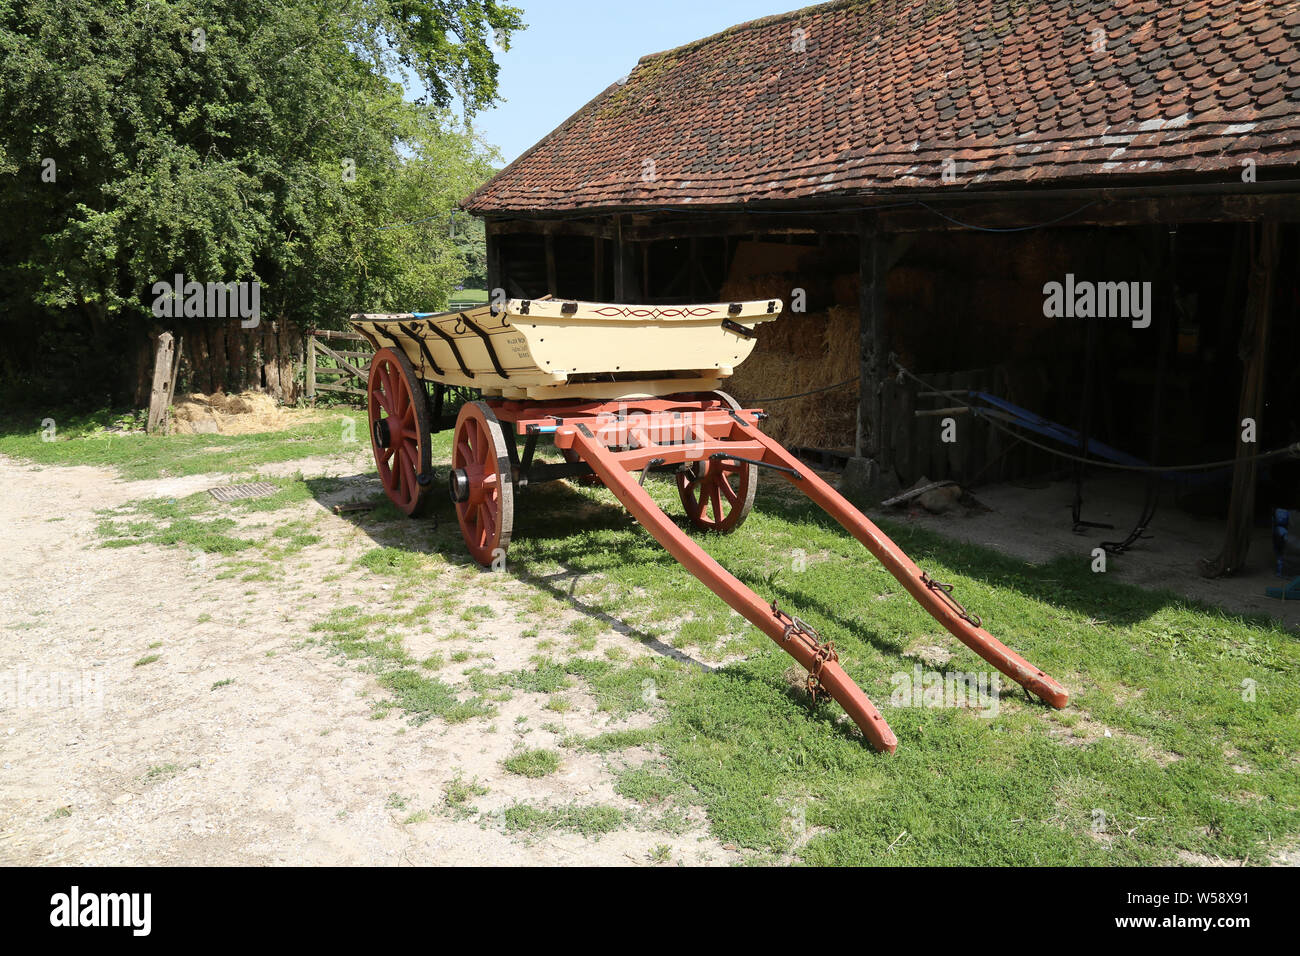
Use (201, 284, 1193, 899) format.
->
(503, 748, 562, 778)
(10, 408, 1298, 865)
(444, 774, 490, 807)
(448, 288, 489, 308)
(376, 669, 494, 724)
(143, 763, 183, 783)
(451, 473, 1300, 865)
(94, 476, 343, 553)
(499, 802, 624, 838)
(0, 408, 368, 480)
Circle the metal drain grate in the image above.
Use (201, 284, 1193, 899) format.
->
(208, 481, 280, 502)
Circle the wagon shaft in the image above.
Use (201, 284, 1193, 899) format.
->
(536, 397, 1067, 750)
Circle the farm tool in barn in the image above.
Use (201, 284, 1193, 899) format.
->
(351, 299, 1068, 752)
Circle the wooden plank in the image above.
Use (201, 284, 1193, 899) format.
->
(984, 364, 1005, 484)
(486, 221, 503, 295)
(164, 335, 182, 420)
(894, 377, 915, 485)
(325, 350, 374, 361)
(313, 329, 368, 341)
(876, 191, 1300, 233)
(544, 233, 557, 295)
(483, 217, 612, 239)
(1200, 222, 1281, 577)
(146, 331, 176, 434)
(306, 337, 316, 402)
(857, 215, 887, 466)
(314, 339, 367, 382)
(314, 382, 367, 396)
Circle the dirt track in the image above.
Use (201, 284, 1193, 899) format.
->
(0, 452, 733, 866)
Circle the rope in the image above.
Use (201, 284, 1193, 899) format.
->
(913, 200, 1099, 233)
(749, 377, 859, 403)
(892, 362, 1299, 473)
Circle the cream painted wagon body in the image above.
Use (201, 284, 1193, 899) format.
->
(350, 298, 1067, 753)
(350, 298, 781, 401)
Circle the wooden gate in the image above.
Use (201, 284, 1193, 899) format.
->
(306, 329, 374, 401)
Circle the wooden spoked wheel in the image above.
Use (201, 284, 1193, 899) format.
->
(367, 347, 433, 517)
(449, 401, 515, 566)
(676, 391, 757, 533)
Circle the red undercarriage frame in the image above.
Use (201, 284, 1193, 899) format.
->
(486, 393, 1068, 753)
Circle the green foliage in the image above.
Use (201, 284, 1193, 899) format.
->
(0, 0, 521, 402)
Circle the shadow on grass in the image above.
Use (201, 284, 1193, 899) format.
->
(753, 480, 1289, 636)
(306, 471, 715, 671)
(309, 459, 1291, 721)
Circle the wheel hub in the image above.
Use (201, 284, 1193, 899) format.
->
(448, 468, 470, 503)
(372, 418, 391, 449)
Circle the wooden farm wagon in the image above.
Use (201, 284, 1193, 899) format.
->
(350, 299, 1067, 752)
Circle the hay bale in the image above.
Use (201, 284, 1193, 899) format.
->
(170, 390, 319, 435)
(727, 304, 859, 450)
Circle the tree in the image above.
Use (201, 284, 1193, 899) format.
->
(0, 0, 522, 404)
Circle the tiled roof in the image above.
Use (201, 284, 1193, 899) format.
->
(464, 0, 1300, 214)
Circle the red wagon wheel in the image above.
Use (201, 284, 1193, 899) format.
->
(367, 347, 434, 517)
(448, 401, 515, 566)
(677, 391, 757, 533)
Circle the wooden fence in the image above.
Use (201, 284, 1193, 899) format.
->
(884, 363, 1058, 487)
(306, 329, 374, 402)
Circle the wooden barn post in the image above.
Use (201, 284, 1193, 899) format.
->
(857, 213, 889, 471)
(1200, 221, 1281, 577)
(486, 220, 502, 299)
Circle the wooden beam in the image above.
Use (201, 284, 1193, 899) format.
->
(875, 192, 1300, 233)
(474, 189, 1300, 241)
(857, 215, 889, 467)
(314, 339, 368, 382)
(622, 212, 859, 241)
(642, 241, 650, 299)
(544, 234, 557, 296)
(481, 217, 612, 238)
(486, 222, 503, 297)
(164, 334, 182, 416)
(1200, 222, 1281, 577)
(312, 329, 368, 341)
(313, 382, 367, 397)
(613, 215, 643, 302)
(306, 336, 316, 402)
(146, 331, 176, 434)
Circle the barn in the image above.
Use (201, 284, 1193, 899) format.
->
(463, 0, 1300, 577)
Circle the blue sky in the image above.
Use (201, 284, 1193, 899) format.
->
(472, 0, 800, 166)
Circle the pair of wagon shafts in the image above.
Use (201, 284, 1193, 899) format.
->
(354, 301, 1068, 753)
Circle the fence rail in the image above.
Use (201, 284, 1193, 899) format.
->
(307, 329, 373, 402)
